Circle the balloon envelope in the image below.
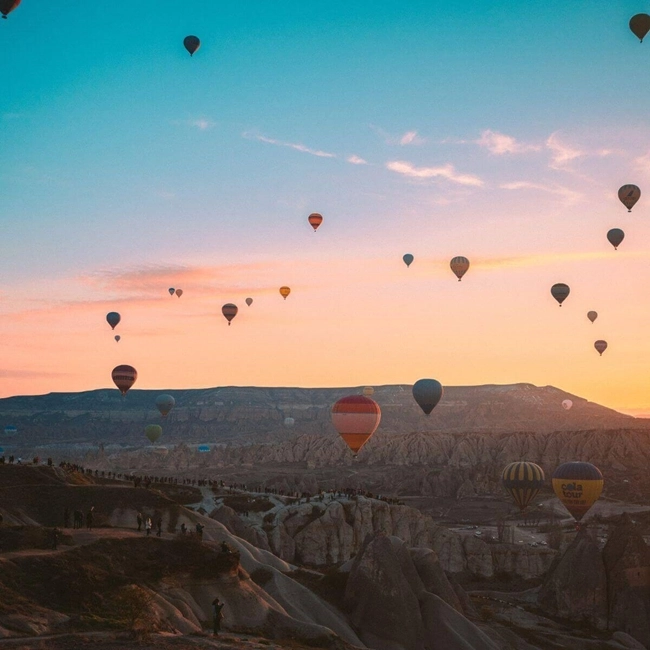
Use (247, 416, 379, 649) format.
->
(630, 14, 650, 42)
(198, 444, 210, 453)
(279, 286, 291, 300)
(362, 386, 374, 397)
(284, 417, 295, 427)
(552, 461, 603, 521)
(183, 35, 200, 56)
(618, 184, 640, 211)
(331, 395, 381, 455)
(169, 288, 175, 296)
(112, 365, 137, 396)
(308, 213, 323, 231)
(403, 254, 414, 268)
(502, 462, 545, 511)
(222, 303, 238, 325)
(562, 399, 573, 410)
(176, 289, 183, 298)
(106, 312, 121, 330)
(607, 228, 624, 250)
(0, 1, 21, 18)
(114, 335, 121, 342)
(450, 256, 469, 281)
(412, 379, 444, 415)
(587, 311, 598, 323)
(3, 425, 17, 436)
(156, 394, 175, 418)
(551, 283, 570, 306)
(145, 424, 163, 444)
(594, 340, 608, 356)
(245, 297, 253, 307)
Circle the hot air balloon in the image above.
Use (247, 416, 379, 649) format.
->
(169, 288, 175, 296)
(156, 394, 175, 418)
(362, 387, 375, 397)
(501, 461, 545, 511)
(106, 312, 121, 330)
(0, 1, 21, 19)
(245, 298, 253, 307)
(176, 289, 183, 298)
(331, 395, 381, 457)
(562, 399, 573, 410)
(198, 444, 210, 453)
(412, 379, 444, 415)
(222, 303, 238, 325)
(308, 213, 323, 232)
(115, 335, 121, 342)
(587, 311, 598, 323)
(403, 254, 414, 268)
(183, 35, 201, 56)
(112, 365, 137, 396)
(630, 14, 650, 42)
(551, 283, 570, 307)
(618, 185, 640, 212)
(279, 286, 291, 300)
(3, 425, 17, 436)
(145, 424, 163, 444)
(594, 340, 608, 356)
(552, 461, 603, 521)
(284, 417, 295, 427)
(450, 256, 469, 281)
(607, 228, 624, 250)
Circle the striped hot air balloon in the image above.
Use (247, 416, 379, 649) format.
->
(552, 461, 603, 521)
(111, 365, 137, 396)
(308, 213, 323, 232)
(279, 286, 291, 300)
(501, 461, 545, 511)
(331, 395, 381, 457)
(362, 386, 374, 397)
(222, 303, 238, 325)
(450, 256, 469, 281)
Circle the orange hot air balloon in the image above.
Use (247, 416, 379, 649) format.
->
(279, 286, 291, 300)
(222, 303, 238, 325)
(331, 395, 381, 457)
(0, 0, 21, 19)
(450, 256, 469, 281)
(176, 289, 183, 298)
(112, 365, 137, 396)
(308, 213, 323, 232)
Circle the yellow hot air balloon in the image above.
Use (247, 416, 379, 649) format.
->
(552, 461, 603, 522)
(145, 424, 163, 444)
(362, 387, 374, 397)
(501, 462, 545, 511)
(279, 286, 291, 300)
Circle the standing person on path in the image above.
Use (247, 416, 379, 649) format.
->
(136, 512, 142, 531)
(145, 517, 152, 536)
(156, 518, 162, 537)
(86, 507, 94, 531)
(211, 598, 224, 636)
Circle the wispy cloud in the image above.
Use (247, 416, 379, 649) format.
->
(347, 155, 368, 165)
(370, 125, 425, 146)
(473, 250, 650, 271)
(500, 181, 583, 204)
(173, 118, 215, 130)
(385, 161, 484, 187)
(476, 130, 541, 155)
(546, 133, 586, 170)
(243, 132, 336, 158)
(399, 131, 425, 146)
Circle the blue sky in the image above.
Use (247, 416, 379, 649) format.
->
(1, 1, 650, 412)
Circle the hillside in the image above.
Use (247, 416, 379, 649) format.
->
(0, 384, 645, 454)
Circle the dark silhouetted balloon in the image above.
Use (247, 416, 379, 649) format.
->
(552, 461, 603, 521)
(607, 228, 624, 250)
(502, 461, 545, 511)
(308, 213, 323, 232)
(450, 256, 469, 281)
(114, 335, 121, 342)
(184, 35, 200, 56)
(618, 185, 640, 212)
(106, 312, 121, 330)
(551, 283, 570, 306)
(594, 340, 608, 356)
(176, 289, 183, 298)
(630, 14, 650, 42)
(0, 1, 21, 19)
(222, 303, 238, 325)
(246, 297, 253, 306)
(169, 288, 175, 296)
(412, 379, 444, 415)
(587, 311, 598, 323)
(331, 395, 381, 457)
(112, 365, 137, 396)
(156, 394, 175, 418)
(145, 424, 162, 444)
(403, 254, 414, 268)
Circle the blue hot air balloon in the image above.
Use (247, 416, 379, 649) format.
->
(198, 444, 210, 453)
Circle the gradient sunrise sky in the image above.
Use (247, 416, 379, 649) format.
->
(1, 1, 650, 414)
